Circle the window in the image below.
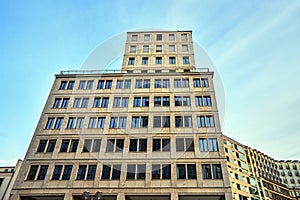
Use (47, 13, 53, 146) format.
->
(197, 115, 215, 127)
(129, 138, 147, 152)
(169, 57, 176, 64)
(86, 80, 94, 89)
(37, 140, 47, 152)
(127, 164, 146, 180)
(82, 139, 101, 152)
(130, 45, 136, 53)
(169, 34, 175, 41)
(202, 164, 222, 179)
(86, 165, 97, 180)
(76, 165, 86, 180)
(113, 97, 129, 108)
(66, 117, 84, 129)
(144, 34, 150, 41)
(78, 80, 86, 90)
(169, 45, 175, 52)
(152, 164, 171, 179)
(37, 165, 48, 180)
(156, 45, 162, 52)
(60, 139, 78, 153)
(131, 116, 148, 128)
(153, 116, 170, 128)
(59, 80, 74, 90)
(174, 78, 189, 88)
(93, 97, 109, 108)
(45, 117, 55, 129)
(143, 45, 149, 52)
(88, 117, 105, 129)
(46, 140, 56, 152)
(101, 164, 121, 180)
(199, 138, 219, 152)
(156, 34, 162, 41)
(97, 80, 112, 89)
(195, 96, 212, 106)
(73, 98, 81, 108)
(81, 98, 89, 108)
(72, 97, 89, 108)
(201, 78, 209, 87)
(183, 56, 190, 64)
(53, 98, 61, 108)
(174, 96, 190, 106)
(106, 139, 124, 152)
(61, 98, 70, 108)
(154, 79, 169, 88)
(135, 79, 150, 88)
(152, 138, 170, 152)
(52, 165, 63, 180)
(70, 139, 79, 152)
(133, 97, 149, 107)
(175, 116, 192, 128)
(27, 165, 39, 180)
(142, 57, 148, 65)
(128, 57, 135, 65)
(176, 138, 194, 152)
(131, 35, 138, 41)
(193, 79, 201, 87)
(182, 45, 188, 52)
(181, 33, 188, 41)
(109, 117, 127, 128)
(177, 164, 196, 179)
(62, 165, 72, 180)
(155, 57, 162, 64)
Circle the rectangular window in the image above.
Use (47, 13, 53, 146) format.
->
(92, 139, 101, 152)
(86, 80, 94, 89)
(78, 80, 86, 90)
(154, 79, 161, 88)
(199, 138, 218, 152)
(45, 118, 55, 129)
(76, 165, 86, 180)
(195, 96, 203, 106)
(97, 80, 104, 89)
(193, 79, 201, 87)
(46, 140, 56, 152)
(135, 79, 142, 88)
(153, 116, 170, 128)
(70, 139, 79, 152)
(156, 34, 162, 41)
(105, 80, 112, 89)
(101, 165, 111, 180)
(127, 164, 136, 179)
(112, 164, 121, 180)
(169, 57, 176, 64)
(61, 98, 69, 108)
(131, 116, 148, 128)
(81, 98, 89, 108)
(197, 116, 215, 127)
(152, 138, 170, 152)
(27, 165, 38, 180)
(174, 78, 189, 88)
(131, 35, 138, 41)
(106, 139, 124, 152)
(142, 57, 148, 65)
(169, 34, 175, 41)
(174, 96, 190, 106)
(93, 97, 101, 108)
(176, 138, 194, 152)
(109, 117, 126, 128)
(183, 56, 190, 64)
(169, 45, 175, 52)
(156, 45, 162, 52)
(212, 164, 222, 179)
(83, 139, 92, 152)
(144, 34, 150, 41)
(175, 116, 192, 128)
(52, 165, 63, 180)
(86, 165, 97, 180)
(128, 57, 135, 65)
(113, 97, 121, 107)
(59, 81, 67, 90)
(101, 97, 109, 108)
(201, 78, 209, 87)
(202, 164, 222, 179)
(116, 80, 123, 89)
(130, 45, 136, 53)
(37, 140, 47, 152)
(177, 164, 196, 179)
(54, 117, 63, 129)
(143, 45, 149, 52)
(203, 96, 212, 106)
(67, 81, 74, 89)
(53, 98, 62, 108)
(37, 165, 48, 180)
(152, 164, 160, 179)
(62, 165, 72, 180)
(202, 164, 212, 179)
(182, 45, 188, 52)
(73, 98, 81, 108)
(75, 117, 84, 129)
(181, 34, 187, 41)
(155, 57, 162, 64)
(182, 79, 189, 88)
(60, 140, 70, 152)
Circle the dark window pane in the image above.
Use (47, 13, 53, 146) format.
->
(106, 139, 115, 152)
(152, 164, 160, 179)
(46, 140, 56, 152)
(162, 139, 170, 152)
(86, 165, 97, 180)
(152, 139, 160, 151)
(176, 138, 184, 152)
(52, 165, 62, 180)
(76, 165, 87, 180)
(162, 164, 171, 179)
(137, 164, 146, 179)
(129, 139, 138, 152)
(139, 139, 147, 152)
(187, 164, 197, 179)
(62, 165, 72, 180)
(27, 165, 38, 180)
(116, 139, 124, 152)
(101, 165, 111, 180)
(177, 164, 186, 179)
(37, 140, 47, 152)
(37, 165, 48, 180)
(112, 165, 121, 180)
(202, 164, 212, 179)
(126, 165, 136, 180)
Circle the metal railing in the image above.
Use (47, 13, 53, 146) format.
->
(60, 67, 210, 75)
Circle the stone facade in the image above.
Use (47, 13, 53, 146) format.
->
(10, 31, 232, 200)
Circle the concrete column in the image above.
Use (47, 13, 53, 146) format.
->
(117, 193, 125, 200)
(225, 191, 233, 200)
(64, 192, 71, 200)
(171, 192, 178, 200)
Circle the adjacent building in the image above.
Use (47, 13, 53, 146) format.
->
(0, 160, 22, 200)
(10, 31, 232, 200)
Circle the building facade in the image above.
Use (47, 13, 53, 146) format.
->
(10, 31, 232, 200)
(223, 135, 297, 200)
(0, 160, 22, 200)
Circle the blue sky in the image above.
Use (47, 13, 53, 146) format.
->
(0, 0, 299, 166)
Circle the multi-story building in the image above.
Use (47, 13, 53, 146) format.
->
(223, 135, 294, 200)
(0, 160, 22, 200)
(10, 31, 232, 200)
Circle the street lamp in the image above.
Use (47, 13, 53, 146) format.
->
(82, 191, 102, 200)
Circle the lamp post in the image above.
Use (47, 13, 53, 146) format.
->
(82, 191, 102, 200)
